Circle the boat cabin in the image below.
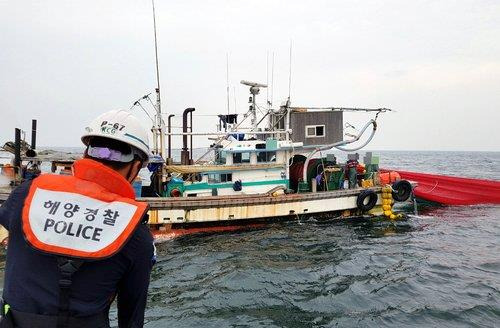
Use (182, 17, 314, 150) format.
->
(165, 138, 302, 198)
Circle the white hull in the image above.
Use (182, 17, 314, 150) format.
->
(146, 187, 383, 225)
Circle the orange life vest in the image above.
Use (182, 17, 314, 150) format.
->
(21, 159, 148, 260)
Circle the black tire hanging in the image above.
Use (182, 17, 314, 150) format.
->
(392, 180, 412, 202)
(357, 189, 378, 212)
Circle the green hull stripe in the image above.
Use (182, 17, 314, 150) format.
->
(184, 179, 289, 191)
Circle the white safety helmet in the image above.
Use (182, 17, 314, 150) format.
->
(82, 110, 151, 165)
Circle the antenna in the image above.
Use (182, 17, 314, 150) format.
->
(233, 86, 237, 114)
(152, 0, 161, 102)
(241, 80, 267, 88)
(266, 51, 269, 107)
(226, 53, 230, 115)
(271, 51, 275, 107)
(240, 80, 267, 130)
(288, 40, 292, 103)
(151, 0, 165, 159)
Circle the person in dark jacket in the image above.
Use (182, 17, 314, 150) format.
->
(0, 110, 155, 328)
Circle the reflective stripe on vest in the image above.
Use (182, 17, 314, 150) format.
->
(22, 174, 148, 259)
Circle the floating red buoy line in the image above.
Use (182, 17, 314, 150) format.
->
(382, 170, 500, 205)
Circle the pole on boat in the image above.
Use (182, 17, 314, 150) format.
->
(226, 53, 230, 115)
(151, 0, 165, 159)
(151, 0, 168, 193)
(31, 119, 37, 150)
(14, 128, 21, 179)
(167, 114, 174, 163)
(189, 110, 194, 164)
(285, 41, 293, 185)
(181, 108, 195, 165)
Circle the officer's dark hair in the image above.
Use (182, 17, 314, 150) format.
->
(84, 137, 141, 171)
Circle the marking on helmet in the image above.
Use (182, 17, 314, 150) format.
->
(124, 133, 148, 148)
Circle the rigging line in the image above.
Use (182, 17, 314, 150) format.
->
(161, 113, 240, 117)
(254, 111, 270, 128)
(290, 107, 392, 112)
(145, 95, 165, 124)
(255, 103, 267, 114)
(226, 52, 230, 115)
(233, 86, 237, 114)
(145, 94, 157, 109)
(266, 51, 269, 106)
(271, 51, 275, 107)
(272, 112, 287, 129)
(288, 40, 292, 102)
(133, 100, 155, 123)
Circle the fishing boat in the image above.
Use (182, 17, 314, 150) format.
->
(125, 78, 415, 239)
(0, 77, 415, 241)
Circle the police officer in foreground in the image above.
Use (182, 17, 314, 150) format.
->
(0, 110, 154, 328)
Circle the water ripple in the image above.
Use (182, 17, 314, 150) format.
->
(133, 202, 500, 327)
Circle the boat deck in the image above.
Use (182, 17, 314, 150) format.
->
(141, 187, 380, 210)
(1, 185, 380, 209)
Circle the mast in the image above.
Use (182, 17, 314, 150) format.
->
(152, 0, 165, 159)
(226, 53, 230, 115)
(285, 42, 293, 185)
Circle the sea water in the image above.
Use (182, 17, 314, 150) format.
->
(1, 151, 499, 327)
(134, 151, 500, 328)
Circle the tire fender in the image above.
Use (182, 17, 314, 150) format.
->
(392, 180, 412, 202)
(357, 189, 378, 212)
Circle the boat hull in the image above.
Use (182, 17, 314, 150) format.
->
(1, 187, 384, 241)
(143, 187, 384, 238)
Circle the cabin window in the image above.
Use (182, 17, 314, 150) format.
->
(257, 151, 276, 163)
(233, 152, 250, 164)
(207, 174, 218, 184)
(305, 125, 325, 138)
(215, 150, 226, 164)
(207, 173, 232, 183)
(221, 173, 232, 182)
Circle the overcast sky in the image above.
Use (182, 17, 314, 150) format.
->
(1, 0, 499, 151)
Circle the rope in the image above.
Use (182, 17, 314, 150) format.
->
(415, 181, 439, 193)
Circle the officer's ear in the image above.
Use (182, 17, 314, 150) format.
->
(133, 159, 142, 173)
(127, 159, 143, 183)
